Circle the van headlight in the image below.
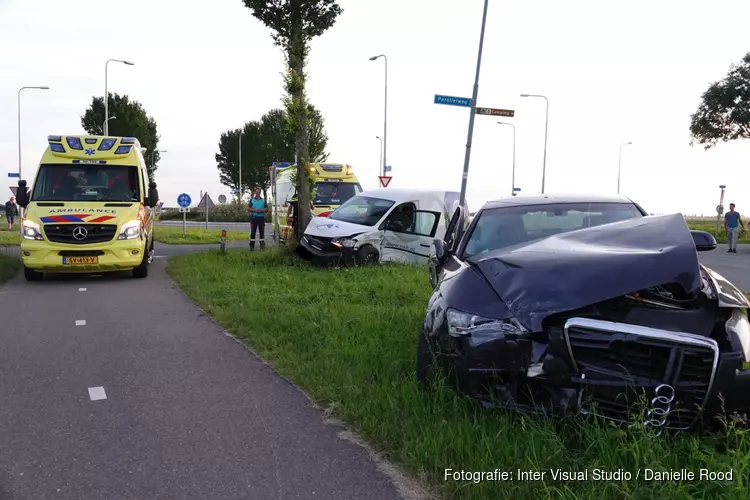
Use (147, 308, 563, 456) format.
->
(446, 308, 529, 346)
(331, 237, 357, 249)
(117, 220, 142, 240)
(22, 220, 44, 240)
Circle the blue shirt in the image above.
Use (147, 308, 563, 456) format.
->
(249, 197, 266, 218)
(725, 211, 741, 228)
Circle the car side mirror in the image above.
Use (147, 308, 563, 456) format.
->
(433, 238, 449, 265)
(147, 181, 159, 208)
(15, 180, 29, 208)
(691, 230, 717, 252)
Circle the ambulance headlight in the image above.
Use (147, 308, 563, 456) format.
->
(117, 220, 141, 240)
(22, 220, 44, 240)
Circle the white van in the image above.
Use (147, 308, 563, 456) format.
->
(296, 188, 468, 265)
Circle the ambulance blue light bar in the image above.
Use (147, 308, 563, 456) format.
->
(85, 138, 97, 144)
(115, 145, 132, 154)
(99, 138, 117, 151)
(120, 137, 136, 144)
(47, 135, 62, 142)
(66, 137, 83, 150)
(49, 143, 66, 153)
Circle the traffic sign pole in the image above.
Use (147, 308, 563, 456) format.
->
(459, 0, 490, 209)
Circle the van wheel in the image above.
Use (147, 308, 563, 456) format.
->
(356, 246, 378, 265)
(23, 266, 43, 282)
(132, 250, 149, 279)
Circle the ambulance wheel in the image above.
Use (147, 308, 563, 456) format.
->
(132, 251, 149, 279)
(356, 246, 379, 265)
(23, 266, 43, 282)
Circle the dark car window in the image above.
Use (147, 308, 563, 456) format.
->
(327, 195, 395, 227)
(463, 202, 644, 259)
(31, 164, 140, 202)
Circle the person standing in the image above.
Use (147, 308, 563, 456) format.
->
(248, 186, 268, 250)
(724, 203, 744, 253)
(4, 196, 18, 231)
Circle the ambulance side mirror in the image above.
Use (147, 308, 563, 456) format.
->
(147, 182, 159, 208)
(16, 180, 30, 208)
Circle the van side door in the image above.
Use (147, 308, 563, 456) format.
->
(379, 202, 440, 263)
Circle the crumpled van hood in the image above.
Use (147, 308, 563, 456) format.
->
(303, 217, 371, 239)
(473, 213, 706, 332)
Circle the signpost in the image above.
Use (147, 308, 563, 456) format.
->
(434, 94, 472, 108)
(177, 193, 191, 235)
(271, 161, 295, 169)
(379, 176, 392, 188)
(218, 194, 227, 204)
(475, 107, 515, 117)
(716, 185, 727, 236)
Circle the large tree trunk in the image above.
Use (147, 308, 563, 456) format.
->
(288, 37, 311, 241)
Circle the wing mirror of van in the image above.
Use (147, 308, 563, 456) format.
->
(690, 229, 717, 252)
(147, 182, 159, 208)
(15, 180, 30, 208)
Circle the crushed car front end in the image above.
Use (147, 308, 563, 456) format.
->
(422, 213, 750, 432)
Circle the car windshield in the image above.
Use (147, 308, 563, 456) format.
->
(30, 164, 141, 202)
(313, 182, 361, 206)
(463, 202, 644, 259)
(327, 195, 395, 226)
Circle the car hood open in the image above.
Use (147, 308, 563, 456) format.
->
(472, 213, 708, 332)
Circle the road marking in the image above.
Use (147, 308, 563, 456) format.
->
(154, 256, 167, 259)
(88, 387, 106, 401)
(75, 320, 86, 326)
(79, 288, 87, 292)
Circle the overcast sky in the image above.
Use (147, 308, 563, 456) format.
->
(1, 0, 749, 216)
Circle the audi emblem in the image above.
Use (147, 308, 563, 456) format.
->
(644, 383, 675, 433)
(72, 226, 88, 241)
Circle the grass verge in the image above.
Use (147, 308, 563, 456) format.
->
(687, 221, 750, 244)
(0, 254, 20, 283)
(167, 249, 750, 500)
(154, 225, 248, 244)
(0, 225, 20, 246)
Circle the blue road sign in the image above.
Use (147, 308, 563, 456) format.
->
(177, 193, 191, 208)
(7, 173, 19, 178)
(384, 165, 392, 173)
(434, 94, 472, 108)
(513, 187, 521, 192)
(272, 161, 295, 169)
(719, 185, 726, 189)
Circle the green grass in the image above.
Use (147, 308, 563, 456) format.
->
(153, 226, 248, 244)
(0, 254, 20, 283)
(0, 225, 20, 246)
(167, 249, 750, 500)
(687, 221, 750, 244)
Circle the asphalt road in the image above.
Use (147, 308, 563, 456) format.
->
(0, 248, 405, 499)
(698, 243, 750, 292)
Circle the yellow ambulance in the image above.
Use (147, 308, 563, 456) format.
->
(14, 135, 160, 281)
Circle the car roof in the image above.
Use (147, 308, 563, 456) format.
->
(358, 187, 459, 203)
(481, 192, 637, 209)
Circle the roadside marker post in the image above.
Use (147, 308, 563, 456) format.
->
(379, 176, 392, 188)
(220, 229, 227, 254)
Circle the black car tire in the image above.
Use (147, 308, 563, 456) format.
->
(416, 332, 437, 389)
(132, 244, 150, 279)
(23, 266, 42, 282)
(356, 246, 379, 266)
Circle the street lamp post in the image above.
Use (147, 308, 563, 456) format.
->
(497, 122, 516, 196)
(18, 86, 50, 181)
(238, 129, 243, 202)
(103, 115, 117, 134)
(104, 58, 134, 136)
(520, 93, 549, 194)
(369, 54, 387, 177)
(617, 141, 633, 194)
(376, 136, 383, 176)
(458, 0, 490, 208)
(151, 149, 167, 178)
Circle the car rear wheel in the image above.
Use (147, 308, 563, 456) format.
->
(23, 266, 43, 282)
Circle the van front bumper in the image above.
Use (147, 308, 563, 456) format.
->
(20, 239, 146, 273)
(297, 234, 356, 266)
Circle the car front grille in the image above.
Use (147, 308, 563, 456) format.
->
(563, 317, 718, 431)
(43, 224, 117, 244)
(303, 235, 334, 252)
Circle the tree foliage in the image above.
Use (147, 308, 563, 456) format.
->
(81, 93, 161, 181)
(242, 0, 342, 238)
(215, 106, 330, 197)
(689, 52, 750, 149)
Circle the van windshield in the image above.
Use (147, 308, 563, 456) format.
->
(313, 182, 362, 206)
(327, 195, 395, 227)
(31, 164, 141, 203)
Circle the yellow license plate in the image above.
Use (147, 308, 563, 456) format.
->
(63, 256, 98, 265)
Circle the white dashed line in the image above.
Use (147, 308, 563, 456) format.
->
(79, 288, 87, 292)
(75, 320, 86, 326)
(88, 387, 107, 401)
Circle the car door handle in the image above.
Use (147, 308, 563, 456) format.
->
(420, 243, 430, 247)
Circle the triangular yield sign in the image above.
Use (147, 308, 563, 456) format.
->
(379, 176, 392, 188)
(9, 186, 17, 197)
(198, 192, 216, 209)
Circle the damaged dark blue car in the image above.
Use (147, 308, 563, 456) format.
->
(420, 194, 750, 433)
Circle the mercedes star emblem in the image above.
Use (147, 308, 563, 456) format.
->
(72, 226, 88, 241)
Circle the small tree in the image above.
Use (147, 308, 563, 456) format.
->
(689, 52, 750, 149)
(81, 93, 161, 181)
(242, 0, 343, 239)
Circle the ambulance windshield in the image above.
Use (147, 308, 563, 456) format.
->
(31, 164, 140, 202)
